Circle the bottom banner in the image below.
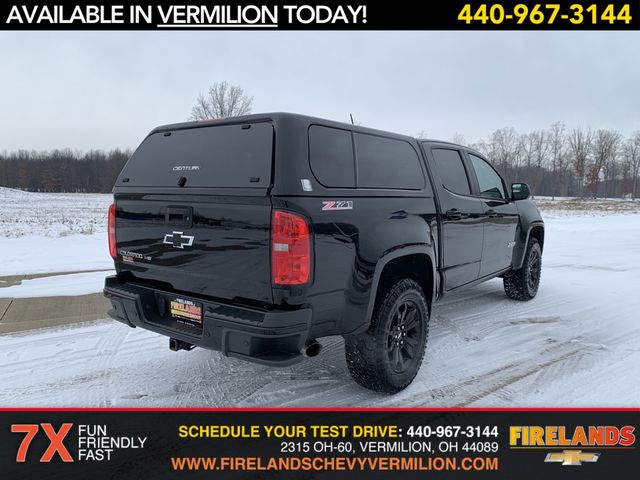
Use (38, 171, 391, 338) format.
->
(1, 409, 637, 478)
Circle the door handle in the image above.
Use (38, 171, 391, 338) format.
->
(445, 209, 467, 220)
(390, 210, 408, 219)
(486, 209, 498, 217)
(165, 206, 194, 227)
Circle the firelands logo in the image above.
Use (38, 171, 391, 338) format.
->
(510, 425, 636, 466)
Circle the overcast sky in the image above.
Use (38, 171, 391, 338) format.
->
(1, 31, 639, 151)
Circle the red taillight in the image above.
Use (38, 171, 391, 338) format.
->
(271, 210, 311, 285)
(108, 203, 117, 259)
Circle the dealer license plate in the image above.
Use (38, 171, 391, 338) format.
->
(169, 296, 203, 326)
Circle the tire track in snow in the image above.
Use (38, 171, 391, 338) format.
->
(93, 323, 129, 406)
(386, 341, 598, 408)
(427, 292, 573, 366)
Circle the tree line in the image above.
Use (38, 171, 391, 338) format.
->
(1, 124, 639, 198)
(0, 149, 130, 193)
(467, 123, 640, 199)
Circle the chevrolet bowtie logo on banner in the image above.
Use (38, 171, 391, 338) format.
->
(544, 450, 601, 466)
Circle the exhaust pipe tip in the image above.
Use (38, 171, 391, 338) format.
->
(302, 339, 322, 358)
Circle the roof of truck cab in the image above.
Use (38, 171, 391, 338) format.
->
(148, 112, 427, 144)
(147, 112, 485, 158)
(421, 138, 485, 157)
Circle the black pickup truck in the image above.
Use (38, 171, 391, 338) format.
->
(104, 113, 544, 393)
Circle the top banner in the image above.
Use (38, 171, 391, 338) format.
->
(1, 0, 639, 30)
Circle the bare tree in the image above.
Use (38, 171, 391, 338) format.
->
(493, 127, 521, 171)
(190, 81, 253, 120)
(623, 132, 640, 199)
(547, 121, 567, 199)
(602, 141, 622, 198)
(520, 130, 549, 194)
(478, 127, 521, 183)
(588, 129, 621, 198)
(532, 131, 550, 169)
(567, 127, 592, 197)
(475, 138, 496, 162)
(451, 133, 467, 146)
(520, 133, 536, 170)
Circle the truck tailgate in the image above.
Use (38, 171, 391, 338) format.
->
(115, 194, 272, 304)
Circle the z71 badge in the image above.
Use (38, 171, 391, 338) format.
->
(322, 200, 353, 211)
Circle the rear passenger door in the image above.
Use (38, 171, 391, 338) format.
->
(426, 145, 484, 290)
(465, 152, 519, 277)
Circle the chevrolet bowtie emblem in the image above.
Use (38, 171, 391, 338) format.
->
(163, 231, 194, 249)
(544, 450, 601, 466)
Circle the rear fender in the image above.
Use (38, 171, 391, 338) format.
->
(364, 246, 437, 325)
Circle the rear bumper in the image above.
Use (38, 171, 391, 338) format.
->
(103, 276, 311, 366)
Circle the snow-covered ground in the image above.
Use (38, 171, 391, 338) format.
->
(533, 195, 640, 217)
(0, 187, 112, 238)
(0, 194, 639, 406)
(1, 234, 114, 276)
(0, 188, 113, 277)
(0, 271, 114, 298)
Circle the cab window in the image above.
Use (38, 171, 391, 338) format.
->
(354, 133, 425, 190)
(431, 148, 471, 195)
(468, 154, 506, 200)
(309, 125, 355, 188)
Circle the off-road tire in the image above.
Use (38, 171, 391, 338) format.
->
(344, 279, 429, 394)
(504, 238, 542, 301)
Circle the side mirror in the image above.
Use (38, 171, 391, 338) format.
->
(511, 183, 530, 201)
